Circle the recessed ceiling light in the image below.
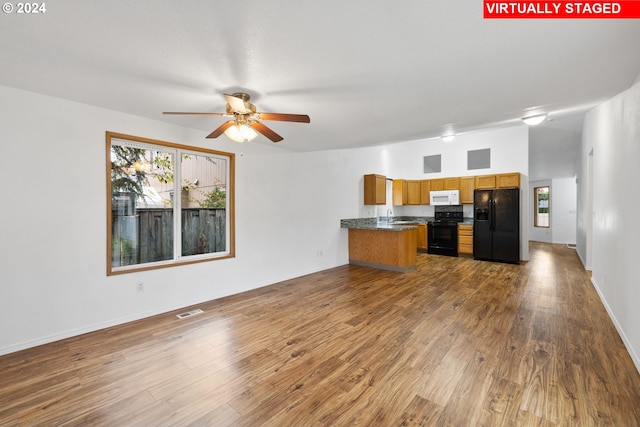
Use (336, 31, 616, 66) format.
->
(522, 114, 547, 126)
(441, 134, 455, 142)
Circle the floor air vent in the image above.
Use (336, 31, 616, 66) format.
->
(176, 309, 204, 319)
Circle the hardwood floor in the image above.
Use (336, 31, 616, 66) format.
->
(2, 242, 640, 426)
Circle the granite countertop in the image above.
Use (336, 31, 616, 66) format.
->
(341, 216, 473, 230)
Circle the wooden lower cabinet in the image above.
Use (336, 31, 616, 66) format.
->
(417, 224, 427, 251)
(458, 224, 473, 256)
(348, 228, 417, 272)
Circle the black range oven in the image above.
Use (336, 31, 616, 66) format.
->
(428, 206, 463, 257)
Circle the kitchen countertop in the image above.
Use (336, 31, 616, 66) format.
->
(341, 216, 473, 230)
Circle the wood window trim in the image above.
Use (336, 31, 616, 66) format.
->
(533, 185, 550, 228)
(106, 131, 235, 275)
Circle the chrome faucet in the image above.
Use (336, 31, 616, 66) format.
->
(387, 208, 393, 223)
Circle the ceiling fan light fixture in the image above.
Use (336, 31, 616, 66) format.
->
(224, 123, 258, 142)
(441, 134, 455, 142)
(165, 92, 309, 143)
(522, 114, 547, 126)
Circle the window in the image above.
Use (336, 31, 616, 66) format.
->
(534, 186, 549, 228)
(107, 132, 234, 275)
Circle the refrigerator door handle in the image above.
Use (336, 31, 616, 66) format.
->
(490, 199, 495, 231)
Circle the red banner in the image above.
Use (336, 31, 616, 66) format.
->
(484, 1, 640, 18)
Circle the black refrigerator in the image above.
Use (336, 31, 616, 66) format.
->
(473, 188, 520, 264)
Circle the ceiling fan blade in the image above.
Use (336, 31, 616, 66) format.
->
(206, 121, 235, 139)
(163, 112, 226, 116)
(251, 122, 283, 143)
(224, 93, 253, 114)
(256, 113, 311, 123)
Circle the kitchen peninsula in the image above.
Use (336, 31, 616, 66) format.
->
(340, 218, 429, 272)
(342, 215, 474, 271)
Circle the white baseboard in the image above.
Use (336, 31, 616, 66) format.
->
(0, 264, 342, 357)
(0, 299, 204, 357)
(577, 248, 591, 271)
(590, 277, 640, 375)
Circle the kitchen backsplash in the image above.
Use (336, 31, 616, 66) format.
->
(390, 204, 474, 219)
(366, 204, 474, 219)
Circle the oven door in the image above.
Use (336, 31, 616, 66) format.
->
(427, 223, 459, 257)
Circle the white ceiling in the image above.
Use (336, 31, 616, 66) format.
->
(528, 111, 584, 181)
(1, 1, 639, 178)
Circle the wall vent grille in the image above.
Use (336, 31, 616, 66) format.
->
(176, 309, 204, 319)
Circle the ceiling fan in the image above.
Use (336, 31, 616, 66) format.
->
(163, 92, 310, 143)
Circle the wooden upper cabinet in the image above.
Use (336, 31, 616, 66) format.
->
(460, 176, 475, 204)
(444, 177, 460, 190)
(367, 172, 520, 206)
(475, 173, 520, 189)
(393, 179, 421, 205)
(406, 180, 421, 205)
(496, 173, 520, 189)
(430, 178, 445, 191)
(475, 174, 496, 189)
(420, 180, 431, 204)
(364, 174, 386, 205)
(392, 179, 407, 205)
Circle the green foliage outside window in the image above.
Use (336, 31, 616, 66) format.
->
(537, 192, 549, 213)
(197, 187, 226, 208)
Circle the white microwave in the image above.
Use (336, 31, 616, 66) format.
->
(430, 190, 460, 206)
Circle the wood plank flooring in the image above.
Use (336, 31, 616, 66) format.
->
(2, 242, 640, 426)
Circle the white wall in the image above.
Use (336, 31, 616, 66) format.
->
(529, 179, 552, 243)
(551, 177, 577, 245)
(577, 79, 640, 372)
(529, 178, 577, 245)
(0, 85, 357, 355)
(0, 85, 529, 355)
